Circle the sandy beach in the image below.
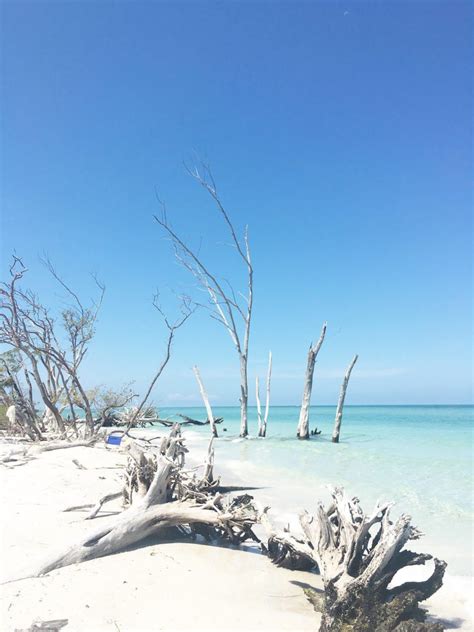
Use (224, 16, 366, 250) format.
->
(0, 442, 320, 632)
(0, 437, 472, 632)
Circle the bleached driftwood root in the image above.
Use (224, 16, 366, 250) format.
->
(29, 425, 259, 578)
(297, 488, 446, 632)
(259, 507, 316, 571)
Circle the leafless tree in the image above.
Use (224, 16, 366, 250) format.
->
(154, 163, 253, 437)
(0, 257, 104, 437)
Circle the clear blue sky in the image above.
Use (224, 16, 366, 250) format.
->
(1, 1, 472, 406)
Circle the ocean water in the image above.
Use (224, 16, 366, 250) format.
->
(152, 405, 473, 576)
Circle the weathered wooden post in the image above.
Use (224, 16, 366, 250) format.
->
(332, 354, 358, 443)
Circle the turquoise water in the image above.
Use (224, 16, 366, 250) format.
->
(154, 405, 473, 576)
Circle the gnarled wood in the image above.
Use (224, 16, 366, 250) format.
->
(298, 487, 446, 631)
(26, 426, 259, 579)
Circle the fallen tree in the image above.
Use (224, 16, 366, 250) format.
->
(27, 425, 259, 578)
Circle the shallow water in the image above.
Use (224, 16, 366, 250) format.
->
(153, 405, 473, 576)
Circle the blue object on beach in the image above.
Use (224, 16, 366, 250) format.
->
(106, 434, 122, 446)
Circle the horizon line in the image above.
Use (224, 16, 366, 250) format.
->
(157, 403, 473, 408)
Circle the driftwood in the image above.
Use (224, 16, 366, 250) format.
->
(332, 354, 358, 443)
(297, 488, 446, 631)
(260, 507, 316, 571)
(297, 323, 327, 439)
(193, 365, 218, 437)
(27, 425, 259, 578)
(177, 414, 224, 426)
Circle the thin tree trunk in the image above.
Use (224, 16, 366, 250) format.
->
(257, 351, 272, 438)
(239, 354, 248, 438)
(28, 353, 66, 435)
(256, 376, 263, 436)
(263, 350, 272, 435)
(193, 365, 217, 438)
(297, 323, 327, 440)
(332, 354, 358, 443)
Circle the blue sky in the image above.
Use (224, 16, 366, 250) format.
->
(1, 1, 472, 406)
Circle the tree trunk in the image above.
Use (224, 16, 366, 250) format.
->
(263, 350, 272, 435)
(239, 354, 248, 438)
(257, 351, 272, 438)
(256, 376, 263, 436)
(193, 365, 217, 437)
(28, 354, 66, 435)
(297, 323, 326, 440)
(332, 354, 358, 443)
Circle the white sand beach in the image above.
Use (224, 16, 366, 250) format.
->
(0, 438, 472, 632)
(0, 442, 320, 632)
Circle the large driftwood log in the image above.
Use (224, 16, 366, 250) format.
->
(332, 354, 358, 443)
(297, 323, 327, 440)
(193, 365, 218, 437)
(298, 488, 446, 631)
(27, 426, 259, 579)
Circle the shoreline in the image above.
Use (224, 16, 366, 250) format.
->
(180, 429, 474, 631)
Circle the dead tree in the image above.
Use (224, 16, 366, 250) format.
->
(0, 257, 104, 438)
(297, 323, 327, 439)
(257, 350, 272, 437)
(332, 354, 358, 443)
(299, 488, 446, 632)
(193, 365, 218, 437)
(154, 162, 253, 437)
(26, 426, 259, 578)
